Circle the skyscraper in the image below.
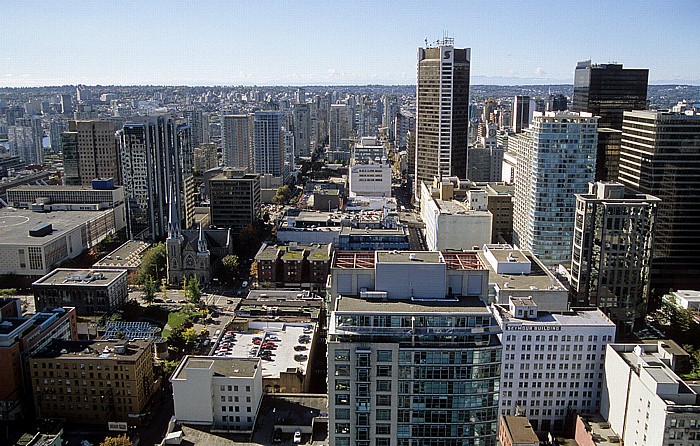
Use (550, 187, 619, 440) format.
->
(512, 111, 598, 266)
(511, 95, 533, 133)
(572, 61, 648, 181)
(618, 110, 700, 292)
(253, 111, 283, 177)
(62, 120, 119, 186)
(570, 182, 660, 333)
(292, 103, 311, 158)
(184, 108, 205, 149)
(117, 116, 194, 239)
(221, 114, 253, 171)
(328, 103, 353, 162)
(572, 61, 648, 130)
(414, 39, 470, 199)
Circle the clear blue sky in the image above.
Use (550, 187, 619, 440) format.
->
(1, 0, 698, 87)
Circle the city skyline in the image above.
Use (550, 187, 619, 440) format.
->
(2, 0, 699, 87)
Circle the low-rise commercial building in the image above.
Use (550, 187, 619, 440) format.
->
(497, 415, 539, 446)
(171, 356, 263, 432)
(255, 243, 331, 286)
(0, 208, 119, 277)
(29, 339, 157, 425)
(33, 269, 128, 316)
(0, 302, 77, 420)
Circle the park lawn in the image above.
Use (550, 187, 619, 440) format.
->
(163, 309, 191, 338)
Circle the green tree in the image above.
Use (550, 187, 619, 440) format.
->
(273, 185, 292, 204)
(221, 255, 240, 283)
(100, 435, 132, 446)
(161, 279, 168, 300)
(136, 243, 167, 284)
(182, 327, 198, 346)
(143, 276, 156, 304)
(0, 288, 18, 296)
(161, 360, 179, 378)
(185, 276, 202, 303)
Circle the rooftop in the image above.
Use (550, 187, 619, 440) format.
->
(376, 251, 442, 264)
(0, 207, 115, 246)
(94, 240, 151, 270)
(477, 250, 566, 292)
(333, 251, 375, 269)
(33, 268, 127, 287)
(493, 304, 616, 328)
(501, 416, 539, 444)
(33, 339, 151, 360)
(442, 252, 485, 270)
(335, 295, 490, 314)
(172, 356, 260, 380)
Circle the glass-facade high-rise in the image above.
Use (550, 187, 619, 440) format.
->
(618, 110, 700, 293)
(512, 111, 598, 266)
(328, 251, 501, 446)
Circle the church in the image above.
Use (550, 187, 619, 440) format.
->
(166, 186, 233, 286)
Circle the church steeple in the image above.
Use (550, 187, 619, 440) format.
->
(197, 222, 209, 254)
(167, 184, 182, 240)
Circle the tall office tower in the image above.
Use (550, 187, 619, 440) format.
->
(328, 251, 502, 446)
(618, 110, 700, 292)
(60, 94, 72, 115)
(184, 108, 205, 149)
(193, 143, 218, 174)
(570, 182, 660, 333)
(62, 120, 119, 186)
(572, 61, 648, 130)
(295, 88, 306, 104)
(468, 125, 503, 182)
(76, 85, 91, 103)
(483, 99, 496, 123)
(292, 103, 311, 158)
(8, 117, 42, 165)
(414, 39, 470, 200)
(545, 93, 568, 112)
(221, 114, 253, 171)
(328, 104, 353, 163)
(394, 111, 414, 149)
(253, 111, 283, 177)
(511, 95, 534, 133)
(512, 112, 598, 266)
(61, 131, 79, 185)
(382, 94, 399, 140)
(117, 116, 194, 239)
(49, 120, 67, 154)
(282, 127, 295, 181)
(572, 61, 649, 184)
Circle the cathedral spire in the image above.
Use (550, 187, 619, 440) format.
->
(197, 222, 209, 253)
(167, 183, 182, 239)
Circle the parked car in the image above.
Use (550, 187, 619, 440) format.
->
(293, 429, 302, 444)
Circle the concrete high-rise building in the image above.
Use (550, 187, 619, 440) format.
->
(512, 112, 598, 266)
(62, 120, 119, 186)
(60, 94, 72, 115)
(221, 114, 253, 171)
(493, 298, 616, 432)
(117, 116, 194, 239)
(414, 39, 471, 200)
(545, 94, 568, 112)
(595, 128, 623, 182)
(76, 85, 91, 103)
(292, 103, 311, 158)
(511, 95, 534, 133)
(618, 110, 700, 292)
(49, 120, 67, 154)
(328, 250, 501, 446)
(328, 104, 353, 163)
(8, 120, 37, 165)
(184, 108, 205, 149)
(194, 143, 218, 174)
(570, 182, 660, 334)
(572, 61, 648, 130)
(253, 111, 283, 177)
(209, 168, 261, 231)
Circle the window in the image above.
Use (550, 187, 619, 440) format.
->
(334, 350, 350, 361)
(377, 380, 391, 392)
(336, 423, 350, 434)
(376, 424, 391, 435)
(376, 409, 391, 421)
(335, 380, 350, 391)
(376, 365, 392, 377)
(377, 350, 392, 362)
(335, 408, 350, 420)
(335, 365, 350, 377)
(335, 394, 350, 405)
(376, 395, 391, 406)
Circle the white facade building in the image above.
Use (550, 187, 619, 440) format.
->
(602, 343, 700, 446)
(349, 160, 392, 198)
(492, 298, 616, 432)
(171, 356, 263, 432)
(420, 181, 492, 251)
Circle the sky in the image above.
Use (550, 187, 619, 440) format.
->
(1, 0, 698, 87)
